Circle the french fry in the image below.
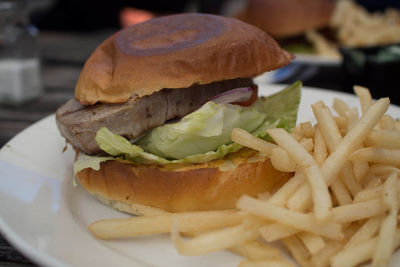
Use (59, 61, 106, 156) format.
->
(364, 129, 400, 149)
(363, 173, 384, 189)
(311, 101, 343, 152)
(350, 147, 400, 166)
(333, 98, 350, 117)
(260, 223, 300, 242)
(380, 114, 396, 130)
(344, 107, 359, 130)
(331, 229, 400, 267)
(332, 199, 386, 223)
(305, 29, 340, 57)
(351, 159, 369, 183)
(238, 259, 295, 267)
(282, 236, 312, 267)
(342, 222, 362, 242)
(344, 216, 382, 250)
(313, 125, 328, 166)
(89, 210, 245, 239)
(237, 195, 342, 240)
(335, 116, 348, 135)
(257, 191, 271, 201)
(300, 138, 313, 152)
(286, 184, 312, 212)
(354, 85, 372, 114)
(300, 122, 314, 138)
(298, 232, 326, 255)
(292, 125, 304, 141)
(231, 128, 276, 155)
(287, 178, 352, 209)
(369, 163, 400, 176)
(338, 162, 362, 197)
(310, 240, 343, 267)
(353, 186, 382, 203)
(372, 172, 398, 266)
(171, 216, 263, 255)
(291, 133, 302, 142)
(267, 128, 332, 221)
(270, 147, 296, 172)
(355, 172, 400, 205)
(231, 240, 281, 261)
(330, 179, 353, 205)
(267, 171, 306, 207)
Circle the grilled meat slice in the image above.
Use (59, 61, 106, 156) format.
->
(56, 78, 253, 155)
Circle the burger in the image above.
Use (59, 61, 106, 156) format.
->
(236, 0, 335, 54)
(56, 13, 301, 215)
(238, 0, 334, 39)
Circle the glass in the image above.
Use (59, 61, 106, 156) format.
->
(0, 0, 42, 104)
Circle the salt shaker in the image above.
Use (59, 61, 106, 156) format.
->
(0, 0, 42, 105)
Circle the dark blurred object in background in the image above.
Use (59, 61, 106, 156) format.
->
(356, 0, 400, 12)
(236, 0, 334, 39)
(32, 0, 187, 31)
(120, 7, 155, 28)
(25, 0, 400, 107)
(340, 44, 400, 105)
(31, 0, 227, 31)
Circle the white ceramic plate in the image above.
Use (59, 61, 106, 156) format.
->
(1, 85, 400, 267)
(293, 53, 341, 66)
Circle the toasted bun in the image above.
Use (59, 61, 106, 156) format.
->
(76, 149, 292, 213)
(75, 13, 293, 105)
(240, 0, 334, 39)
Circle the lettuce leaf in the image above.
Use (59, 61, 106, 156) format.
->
(74, 81, 301, 171)
(137, 101, 267, 159)
(73, 153, 114, 173)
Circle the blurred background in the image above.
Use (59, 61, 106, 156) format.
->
(0, 0, 400, 265)
(0, 0, 397, 105)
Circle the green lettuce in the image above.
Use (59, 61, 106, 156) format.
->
(73, 153, 114, 174)
(74, 81, 302, 172)
(137, 101, 267, 159)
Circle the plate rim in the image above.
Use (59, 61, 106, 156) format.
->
(293, 53, 341, 66)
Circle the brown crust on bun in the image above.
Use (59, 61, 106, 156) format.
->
(75, 13, 293, 105)
(76, 149, 292, 212)
(240, 0, 334, 39)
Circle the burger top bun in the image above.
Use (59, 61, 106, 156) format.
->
(75, 13, 293, 105)
(241, 0, 334, 39)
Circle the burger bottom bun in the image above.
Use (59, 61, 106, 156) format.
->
(76, 148, 292, 213)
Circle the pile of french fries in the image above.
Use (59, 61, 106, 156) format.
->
(306, 0, 400, 57)
(331, 0, 400, 47)
(89, 86, 400, 267)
